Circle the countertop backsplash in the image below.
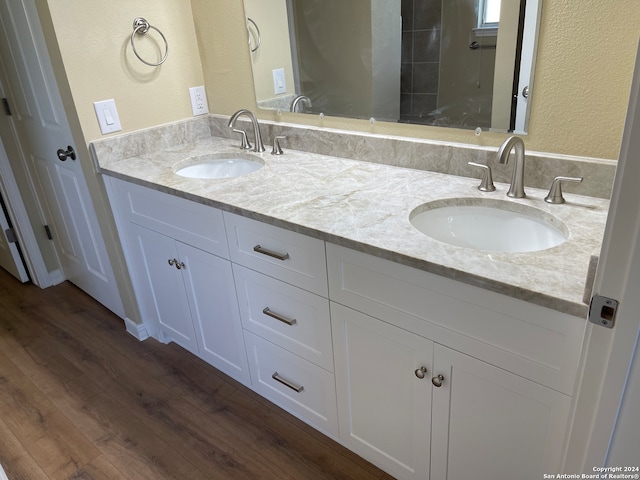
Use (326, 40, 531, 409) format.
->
(92, 115, 615, 200)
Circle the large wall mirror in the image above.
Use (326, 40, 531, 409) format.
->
(243, 0, 541, 134)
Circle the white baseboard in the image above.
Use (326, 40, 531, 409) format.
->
(124, 317, 149, 341)
(0, 462, 8, 480)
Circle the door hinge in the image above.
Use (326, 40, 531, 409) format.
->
(588, 294, 619, 329)
(2, 98, 12, 116)
(4, 227, 17, 243)
(44, 224, 53, 240)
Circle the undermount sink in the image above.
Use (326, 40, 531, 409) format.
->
(174, 153, 264, 179)
(409, 199, 568, 253)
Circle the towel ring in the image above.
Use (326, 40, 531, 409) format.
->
(131, 17, 169, 66)
(247, 17, 261, 53)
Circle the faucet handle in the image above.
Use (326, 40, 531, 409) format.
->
(545, 176, 583, 204)
(271, 135, 286, 155)
(232, 128, 252, 150)
(468, 162, 496, 192)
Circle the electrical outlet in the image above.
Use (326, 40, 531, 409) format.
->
(189, 86, 209, 116)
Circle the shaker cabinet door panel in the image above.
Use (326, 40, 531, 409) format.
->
(332, 302, 432, 480)
(178, 242, 249, 385)
(128, 224, 198, 354)
(430, 344, 572, 480)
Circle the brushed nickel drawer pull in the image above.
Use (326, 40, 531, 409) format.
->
(272, 372, 304, 393)
(263, 307, 297, 326)
(253, 244, 290, 261)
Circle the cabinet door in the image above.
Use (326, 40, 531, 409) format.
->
(430, 344, 572, 480)
(177, 242, 250, 385)
(127, 224, 198, 354)
(332, 303, 432, 480)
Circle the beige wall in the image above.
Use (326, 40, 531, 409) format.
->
(195, 0, 640, 160)
(44, 0, 205, 143)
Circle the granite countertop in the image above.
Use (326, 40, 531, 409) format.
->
(93, 135, 610, 318)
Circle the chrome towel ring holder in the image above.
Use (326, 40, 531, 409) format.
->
(131, 17, 169, 66)
(247, 17, 261, 53)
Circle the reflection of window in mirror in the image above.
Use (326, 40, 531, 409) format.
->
(478, 0, 501, 35)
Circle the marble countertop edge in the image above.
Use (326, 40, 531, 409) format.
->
(97, 178, 596, 319)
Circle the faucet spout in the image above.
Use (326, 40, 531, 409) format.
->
(497, 136, 526, 198)
(228, 109, 266, 153)
(291, 95, 311, 113)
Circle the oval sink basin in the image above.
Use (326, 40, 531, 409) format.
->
(174, 153, 264, 179)
(409, 199, 568, 253)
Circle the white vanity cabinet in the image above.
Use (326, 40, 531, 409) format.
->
(106, 179, 250, 385)
(104, 175, 586, 479)
(224, 212, 338, 436)
(328, 244, 581, 480)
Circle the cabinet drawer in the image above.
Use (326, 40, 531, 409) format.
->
(234, 264, 333, 371)
(244, 331, 338, 437)
(327, 243, 585, 395)
(109, 178, 228, 258)
(224, 212, 327, 296)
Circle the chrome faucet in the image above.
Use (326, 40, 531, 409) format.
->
(497, 136, 526, 198)
(291, 95, 311, 113)
(228, 109, 265, 153)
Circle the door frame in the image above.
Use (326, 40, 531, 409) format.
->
(0, 138, 30, 282)
(564, 40, 640, 471)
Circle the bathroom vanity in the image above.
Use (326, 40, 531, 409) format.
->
(92, 117, 610, 480)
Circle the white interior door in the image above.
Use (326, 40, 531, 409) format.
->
(0, 0, 124, 317)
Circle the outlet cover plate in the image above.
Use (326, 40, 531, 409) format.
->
(189, 86, 209, 116)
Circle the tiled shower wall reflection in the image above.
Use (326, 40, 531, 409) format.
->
(401, 0, 442, 124)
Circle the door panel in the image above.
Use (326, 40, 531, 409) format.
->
(332, 302, 432, 480)
(178, 242, 249, 384)
(56, 164, 108, 279)
(430, 344, 571, 480)
(129, 224, 198, 354)
(29, 154, 79, 265)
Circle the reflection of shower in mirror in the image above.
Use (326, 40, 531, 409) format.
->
(243, 0, 540, 134)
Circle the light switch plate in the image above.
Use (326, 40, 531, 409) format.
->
(189, 86, 209, 116)
(93, 99, 122, 134)
(272, 68, 286, 95)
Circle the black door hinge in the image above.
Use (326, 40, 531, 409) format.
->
(2, 98, 12, 116)
(44, 225, 53, 240)
(5, 227, 17, 243)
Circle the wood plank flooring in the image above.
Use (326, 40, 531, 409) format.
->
(0, 269, 392, 480)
